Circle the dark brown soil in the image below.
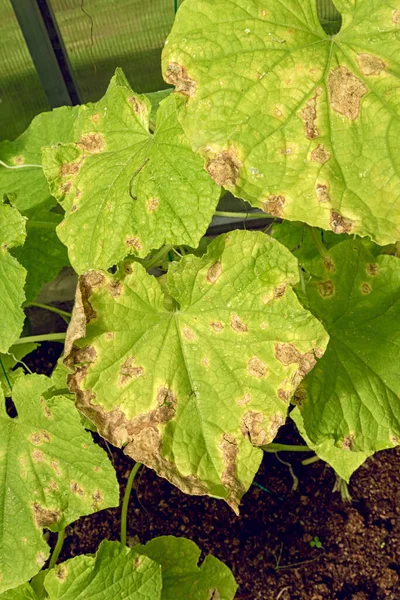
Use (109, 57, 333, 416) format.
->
(26, 343, 400, 600)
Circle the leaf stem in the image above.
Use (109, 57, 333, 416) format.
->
(0, 357, 12, 392)
(309, 226, 329, 258)
(302, 455, 320, 465)
(28, 302, 72, 319)
(26, 221, 57, 230)
(48, 528, 66, 569)
(13, 333, 66, 346)
(144, 245, 174, 270)
(262, 443, 312, 453)
(214, 210, 272, 219)
(120, 462, 142, 546)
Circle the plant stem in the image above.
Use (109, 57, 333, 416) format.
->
(214, 210, 272, 219)
(0, 357, 12, 392)
(309, 226, 329, 258)
(120, 462, 142, 546)
(302, 455, 321, 465)
(13, 333, 66, 346)
(144, 245, 174, 270)
(262, 443, 312, 453)
(26, 221, 57, 230)
(28, 302, 72, 319)
(48, 528, 66, 569)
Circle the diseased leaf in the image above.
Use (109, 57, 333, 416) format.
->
(43, 541, 162, 600)
(0, 203, 26, 353)
(64, 230, 328, 511)
(0, 375, 119, 593)
(291, 407, 373, 482)
(134, 536, 237, 600)
(0, 344, 38, 392)
(295, 239, 400, 453)
(163, 0, 400, 245)
(42, 69, 220, 273)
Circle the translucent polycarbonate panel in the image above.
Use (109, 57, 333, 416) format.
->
(51, 0, 178, 102)
(0, 0, 49, 141)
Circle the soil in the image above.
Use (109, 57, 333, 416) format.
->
(25, 342, 400, 600)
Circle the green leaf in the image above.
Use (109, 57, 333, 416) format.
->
(0, 203, 26, 353)
(64, 230, 328, 511)
(295, 239, 400, 453)
(0, 344, 38, 393)
(42, 69, 220, 273)
(43, 541, 162, 600)
(134, 536, 237, 600)
(0, 583, 39, 600)
(291, 407, 373, 482)
(0, 375, 119, 593)
(163, 0, 400, 245)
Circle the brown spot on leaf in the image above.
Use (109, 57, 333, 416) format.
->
(278, 388, 290, 403)
(40, 398, 53, 419)
(237, 392, 252, 406)
(36, 552, 47, 567)
(51, 460, 62, 477)
(275, 343, 317, 387)
(32, 449, 44, 462)
(328, 66, 368, 120)
(367, 263, 379, 276)
(357, 53, 385, 76)
(147, 198, 159, 212)
(207, 261, 222, 284)
(70, 481, 85, 497)
(393, 9, 400, 23)
(210, 321, 224, 333)
(293, 386, 307, 407)
(316, 184, 330, 203)
(273, 283, 287, 299)
(248, 357, 268, 378)
(330, 210, 354, 234)
(299, 90, 321, 139)
(241, 411, 267, 445)
(31, 432, 42, 445)
(55, 565, 67, 581)
(32, 503, 60, 528)
(262, 194, 285, 217)
(61, 181, 72, 194)
(201, 357, 210, 366)
(106, 332, 115, 340)
(70, 204, 78, 213)
(183, 326, 195, 341)
(61, 161, 82, 177)
(319, 280, 335, 297)
(324, 256, 336, 272)
(219, 433, 243, 514)
(269, 413, 286, 440)
(91, 113, 100, 123)
(108, 280, 123, 298)
(126, 236, 143, 252)
(92, 489, 103, 507)
(311, 144, 331, 164)
(341, 434, 355, 450)
(77, 133, 105, 154)
(206, 149, 241, 187)
(231, 315, 248, 333)
(128, 96, 146, 114)
(14, 155, 24, 165)
(361, 282, 372, 294)
(165, 62, 197, 96)
(119, 357, 144, 386)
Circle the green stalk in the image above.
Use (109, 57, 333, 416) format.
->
(262, 443, 312, 453)
(13, 333, 66, 346)
(0, 357, 12, 392)
(28, 302, 72, 319)
(144, 245, 174, 270)
(213, 210, 272, 219)
(310, 226, 329, 258)
(26, 221, 57, 230)
(302, 455, 321, 465)
(48, 528, 66, 569)
(120, 462, 142, 546)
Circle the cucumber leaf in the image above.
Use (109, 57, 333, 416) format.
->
(43, 541, 162, 600)
(42, 69, 220, 273)
(295, 239, 400, 453)
(0, 203, 26, 353)
(0, 375, 119, 593)
(64, 230, 328, 511)
(0, 583, 39, 599)
(163, 0, 400, 245)
(134, 535, 237, 600)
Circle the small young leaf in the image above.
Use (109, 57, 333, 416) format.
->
(43, 541, 162, 600)
(163, 0, 400, 245)
(64, 230, 328, 511)
(0, 203, 26, 353)
(0, 375, 119, 593)
(295, 239, 400, 453)
(134, 536, 237, 600)
(42, 69, 220, 273)
(291, 407, 373, 482)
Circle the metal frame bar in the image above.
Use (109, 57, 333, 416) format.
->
(9, 0, 81, 108)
